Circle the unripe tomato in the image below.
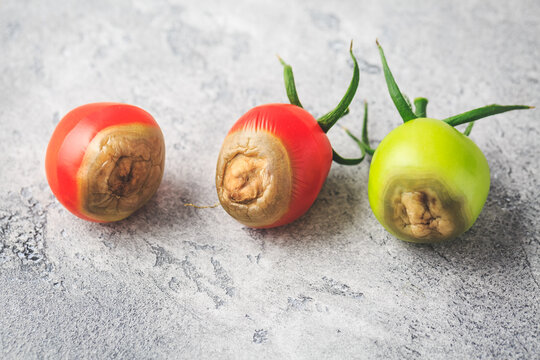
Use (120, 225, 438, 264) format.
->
(368, 118, 490, 243)
(45, 103, 165, 222)
(216, 104, 332, 228)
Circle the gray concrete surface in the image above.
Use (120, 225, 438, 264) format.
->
(1, 0, 539, 358)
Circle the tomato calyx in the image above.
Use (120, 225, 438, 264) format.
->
(278, 41, 367, 166)
(344, 41, 534, 157)
(375, 40, 417, 123)
(316, 42, 360, 133)
(443, 104, 534, 127)
(277, 56, 303, 109)
(341, 101, 376, 157)
(376, 39, 533, 131)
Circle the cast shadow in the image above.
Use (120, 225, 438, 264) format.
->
(399, 177, 537, 281)
(74, 164, 372, 255)
(87, 173, 197, 247)
(237, 167, 374, 250)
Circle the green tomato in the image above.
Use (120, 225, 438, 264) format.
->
(368, 118, 490, 243)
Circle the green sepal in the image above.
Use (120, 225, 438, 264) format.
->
(333, 101, 375, 165)
(361, 101, 370, 146)
(403, 94, 413, 111)
(317, 41, 360, 133)
(376, 40, 417, 123)
(278, 56, 303, 108)
(344, 127, 375, 156)
(464, 122, 475, 136)
(444, 104, 533, 127)
(332, 148, 366, 165)
(339, 101, 376, 156)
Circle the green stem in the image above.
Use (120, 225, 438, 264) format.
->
(444, 104, 533, 126)
(414, 97, 428, 118)
(332, 148, 366, 165)
(376, 40, 417, 123)
(278, 56, 303, 108)
(464, 122, 475, 136)
(317, 41, 360, 133)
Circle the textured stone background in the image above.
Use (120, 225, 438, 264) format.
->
(1, 0, 538, 359)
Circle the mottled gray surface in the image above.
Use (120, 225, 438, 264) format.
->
(0, 0, 539, 359)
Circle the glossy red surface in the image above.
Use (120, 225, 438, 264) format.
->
(45, 103, 160, 222)
(229, 103, 332, 228)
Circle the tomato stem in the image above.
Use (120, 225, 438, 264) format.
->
(414, 97, 428, 118)
(376, 40, 417, 123)
(278, 55, 304, 108)
(443, 104, 534, 126)
(318, 41, 360, 133)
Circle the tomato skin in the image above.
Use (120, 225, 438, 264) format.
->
(368, 118, 490, 242)
(216, 104, 332, 228)
(45, 103, 164, 222)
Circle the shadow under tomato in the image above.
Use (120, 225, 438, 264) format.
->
(84, 165, 373, 261)
(398, 177, 537, 282)
(128, 175, 206, 228)
(239, 167, 373, 250)
(91, 174, 193, 237)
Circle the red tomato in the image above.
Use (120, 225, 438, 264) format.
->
(215, 104, 332, 228)
(45, 103, 165, 222)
